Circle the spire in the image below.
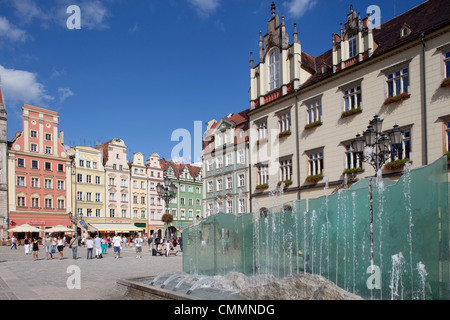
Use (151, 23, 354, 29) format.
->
(250, 52, 254, 68)
(0, 76, 5, 112)
(271, 1, 276, 17)
(293, 23, 298, 43)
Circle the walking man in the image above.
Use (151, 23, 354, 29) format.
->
(10, 235, 17, 250)
(135, 234, 143, 258)
(69, 236, 78, 260)
(94, 234, 102, 258)
(113, 233, 122, 259)
(44, 234, 53, 260)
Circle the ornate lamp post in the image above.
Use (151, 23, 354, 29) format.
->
(352, 115, 404, 299)
(156, 176, 178, 242)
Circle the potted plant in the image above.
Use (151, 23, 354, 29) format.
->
(304, 120, 323, 130)
(161, 213, 174, 224)
(306, 174, 323, 184)
(278, 130, 292, 138)
(384, 158, 410, 170)
(277, 179, 293, 188)
(256, 184, 269, 191)
(341, 107, 362, 119)
(343, 167, 363, 175)
(383, 92, 411, 105)
(440, 77, 450, 88)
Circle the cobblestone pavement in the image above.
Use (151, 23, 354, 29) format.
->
(0, 244, 182, 300)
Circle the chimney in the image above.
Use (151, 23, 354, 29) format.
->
(60, 130, 64, 145)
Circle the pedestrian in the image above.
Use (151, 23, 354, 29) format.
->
(86, 237, 94, 259)
(69, 236, 78, 260)
(165, 240, 172, 257)
(179, 235, 183, 252)
(113, 233, 122, 259)
(44, 234, 53, 260)
(135, 234, 143, 258)
(57, 236, 64, 260)
(122, 235, 127, 249)
(32, 238, 39, 261)
(51, 235, 57, 256)
(24, 236, 30, 255)
(10, 235, 17, 250)
(94, 235, 102, 258)
(147, 236, 152, 248)
(101, 236, 107, 255)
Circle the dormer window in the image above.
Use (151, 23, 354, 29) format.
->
(400, 25, 411, 38)
(269, 50, 280, 91)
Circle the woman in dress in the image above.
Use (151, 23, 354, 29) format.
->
(24, 236, 30, 255)
(32, 238, 39, 261)
(57, 236, 64, 260)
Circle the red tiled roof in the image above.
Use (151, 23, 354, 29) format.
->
(159, 159, 202, 179)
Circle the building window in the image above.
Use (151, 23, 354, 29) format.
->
(58, 164, 64, 172)
(307, 100, 322, 124)
(45, 162, 51, 171)
(86, 161, 90, 168)
(257, 121, 268, 140)
(93, 162, 98, 169)
(44, 179, 52, 189)
(180, 185, 185, 192)
(269, 50, 280, 91)
(30, 144, 37, 152)
(86, 175, 91, 184)
(58, 180, 66, 190)
(196, 187, 200, 194)
(345, 145, 362, 170)
(216, 157, 223, 169)
(239, 199, 246, 214)
(17, 158, 25, 168)
(226, 200, 232, 213)
(45, 133, 51, 141)
(95, 176, 101, 184)
(31, 177, 39, 188)
(110, 209, 115, 218)
(95, 193, 101, 202)
(121, 179, 126, 187)
(17, 196, 25, 207)
(188, 210, 193, 218)
(445, 51, 450, 78)
(206, 160, 213, 171)
(226, 153, 233, 166)
(86, 192, 92, 202)
(349, 36, 357, 58)
(95, 209, 101, 217)
(45, 146, 52, 154)
(180, 197, 185, 205)
(237, 150, 245, 164)
(343, 86, 362, 111)
(278, 111, 291, 133)
(141, 211, 146, 219)
(31, 160, 38, 169)
(57, 199, 65, 209)
(17, 176, 25, 187)
(110, 193, 115, 201)
(31, 198, 39, 208)
(207, 181, 213, 193)
(387, 68, 409, 97)
(196, 199, 201, 206)
(280, 159, 293, 182)
(226, 176, 233, 189)
(258, 165, 269, 185)
(79, 160, 84, 167)
(133, 210, 138, 218)
(77, 174, 83, 183)
(238, 174, 245, 187)
(141, 181, 145, 189)
(30, 130, 37, 138)
(141, 196, 145, 204)
(122, 210, 126, 218)
(217, 179, 223, 191)
(77, 192, 83, 201)
(308, 151, 324, 176)
(188, 198, 193, 206)
(207, 203, 213, 216)
(44, 198, 52, 209)
(390, 129, 412, 161)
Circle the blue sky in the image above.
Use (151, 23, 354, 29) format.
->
(0, 0, 425, 164)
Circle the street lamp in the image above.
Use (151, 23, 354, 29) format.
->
(156, 176, 178, 242)
(351, 115, 404, 299)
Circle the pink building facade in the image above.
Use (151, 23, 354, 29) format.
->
(8, 105, 72, 236)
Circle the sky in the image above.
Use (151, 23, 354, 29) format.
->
(0, 0, 426, 164)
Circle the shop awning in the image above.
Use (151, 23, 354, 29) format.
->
(88, 223, 143, 233)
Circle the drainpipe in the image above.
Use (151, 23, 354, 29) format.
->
(421, 32, 428, 166)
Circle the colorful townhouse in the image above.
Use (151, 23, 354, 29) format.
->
(7, 105, 73, 234)
(68, 146, 106, 236)
(203, 110, 250, 217)
(159, 159, 203, 236)
(129, 152, 148, 234)
(146, 152, 164, 237)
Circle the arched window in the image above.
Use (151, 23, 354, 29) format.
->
(269, 50, 280, 91)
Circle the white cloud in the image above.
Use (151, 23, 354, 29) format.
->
(10, 0, 49, 25)
(187, 0, 220, 17)
(58, 88, 74, 102)
(0, 17, 28, 42)
(283, 0, 318, 18)
(0, 65, 54, 107)
(80, 0, 110, 30)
